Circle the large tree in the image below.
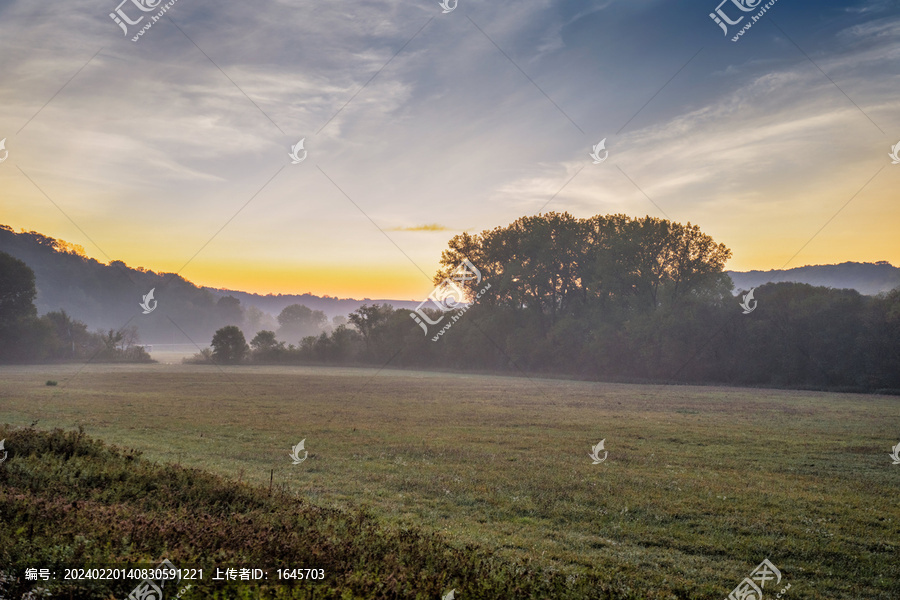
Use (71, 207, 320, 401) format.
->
(436, 213, 732, 329)
(0, 252, 54, 362)
(0, 251, 38, 326)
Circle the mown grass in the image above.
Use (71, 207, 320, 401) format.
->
(0, 427, 611, 599)
(0, 364, 898, 599)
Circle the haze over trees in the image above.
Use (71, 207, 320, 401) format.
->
(0, 251, 150, 363)
(276, 304, 328, 341)
(3, 215, 899, 392)
(214, 213, 898, 393)
(0, 225, 413, 345)
(728, 261, 900, 295)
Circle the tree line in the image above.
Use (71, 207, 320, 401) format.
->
(3, 214, 897, 391)
(0, 252, 151, 363)
(0, 246, 347, 364)
(198, 213, 899, 393)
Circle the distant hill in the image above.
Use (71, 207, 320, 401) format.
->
(0, 225, 418, 347)
(728, 261, 899, 295)
(204, 288, 419, 320)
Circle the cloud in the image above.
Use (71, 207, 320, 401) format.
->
(494, 10, 900, 219)
(387, 224, 451, 232)
(1, 0, 897, 297)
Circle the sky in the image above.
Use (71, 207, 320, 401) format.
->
(1, 0, 898, 300)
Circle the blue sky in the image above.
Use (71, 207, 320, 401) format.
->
(1, 0, 898, 298)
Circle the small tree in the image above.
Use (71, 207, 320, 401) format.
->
(244, 306, 278, 335)
(43, 310, 89, 359)
(98, 329, 124, 360)
(211, 325, 249, 364)
(277, 304, 327, 341)
(250, 330, 279, 352)
(250, 330, 284, 362)
(330, 324, 362, 362)
(215, 295, 243, 325)
(348, 304, 394, 354)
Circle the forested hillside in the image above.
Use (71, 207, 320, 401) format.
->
(728, 261, 900, 295)
(0, 225, 396, 346)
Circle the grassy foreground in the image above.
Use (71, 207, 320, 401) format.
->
(0, 427, 593, 599)
(0, 364, 898, 599)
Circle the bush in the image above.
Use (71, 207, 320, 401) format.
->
(182, 347, 213, 365)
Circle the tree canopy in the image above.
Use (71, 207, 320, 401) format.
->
(0, 251, 38, 327)
(277, 304, 328, 343)
(211, 326, 249, 364)
(436, 213, 732, 327)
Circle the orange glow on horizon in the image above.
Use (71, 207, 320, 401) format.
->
(2, 214, 897, 301)
(192, 262, 432, 300)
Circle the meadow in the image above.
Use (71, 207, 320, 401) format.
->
(1, 363, 898, 599)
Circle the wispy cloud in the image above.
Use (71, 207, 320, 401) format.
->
(388, 224, 451, 232)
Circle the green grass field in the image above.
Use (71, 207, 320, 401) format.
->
(1, 364, 898, 599)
